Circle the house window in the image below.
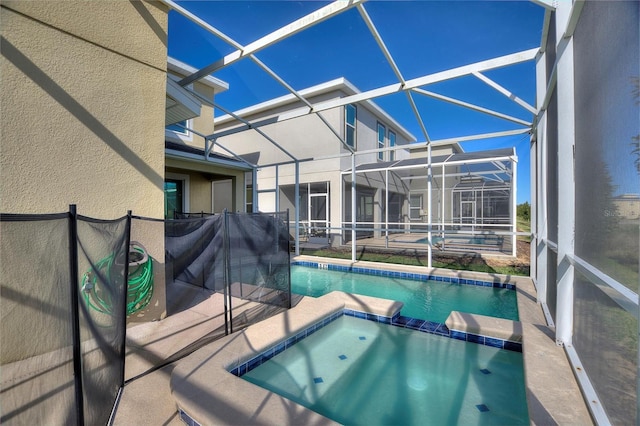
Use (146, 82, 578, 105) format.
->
(410, 194, 422, 220)
(166, 119, 188, 134)
(377, 122, 386, 160)
(389, 130, 396, 161)
(345, 104, 357, 149)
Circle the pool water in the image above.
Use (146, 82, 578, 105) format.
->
(291, 266, 518, 323)
(242, 316, 529, 425)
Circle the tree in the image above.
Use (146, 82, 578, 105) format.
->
(517, 202, 530, 222)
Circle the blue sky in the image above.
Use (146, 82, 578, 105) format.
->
(168, 1, 546, 203)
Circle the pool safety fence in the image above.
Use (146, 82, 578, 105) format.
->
(1, 206, 130, 426)
(0, 207, 292, 426)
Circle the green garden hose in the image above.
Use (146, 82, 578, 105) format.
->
(81, 242, 154, 317)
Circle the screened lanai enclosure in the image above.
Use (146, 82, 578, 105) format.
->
(1, 0, 638, 425)
(337, 147, 516, 256)
(158, 1, 638, 424)
(273, 147, 517, 256)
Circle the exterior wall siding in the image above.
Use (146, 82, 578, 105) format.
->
(1, 1, 168, 219)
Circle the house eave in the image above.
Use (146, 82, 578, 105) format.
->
(165, 149, 253, 172)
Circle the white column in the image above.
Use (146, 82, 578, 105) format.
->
(351, 154, 357, 262)
(294, 161, 300, 256)
(385, 169, 389, 247)
(529, 132, 537, 280)
(512, 157, 518, 257)
(252, 168, 258, 212)
(441, 163, 446, 237)
(555, 1, 576, 346)
(535, 49, 548, 306)
(427, 143, 432, 268)
(275, 165, 280, 212)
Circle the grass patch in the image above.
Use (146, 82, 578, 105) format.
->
(517, 216, 531, 243)
(300, 247, 530, 276)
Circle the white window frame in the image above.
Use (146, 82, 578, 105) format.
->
(409, 193, 422, 220)
(165, 119, 193, 142)
(345, 104, 357, 149)
(389, 130, 396, 161)
(377, 122, 386, 161)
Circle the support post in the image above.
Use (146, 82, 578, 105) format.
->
(529, 133, 537, 280)
(427, 144, 432, 268)
(441, 163, 446, 238)
(385, 169, 389, 247)
(275, 165, 280, 212)
(351, 154, 357, 262)
(223, 209, 231, 334)
(286, 209, 292, 309)
(120, 211, 132, 388)
(512, 156, 518, 257)
(68, 204, 84, 426)
(555, 1, 576, 346)
(252, 168, 258, 212)
(535, 51, 548, 305)
(294, 161, 300, 256)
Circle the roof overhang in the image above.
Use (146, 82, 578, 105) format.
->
(166, 78, 202, 126)
(165, 141, 253, 172)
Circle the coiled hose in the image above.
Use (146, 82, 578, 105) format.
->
(81, 242, 154, 316)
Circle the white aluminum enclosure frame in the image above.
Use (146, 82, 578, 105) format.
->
(158, 0, 535, 260)
(161, 1, 640, 421)
(340, 147, 518, 258)
(532, 1, 639, 424)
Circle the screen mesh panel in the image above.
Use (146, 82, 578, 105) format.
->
(573, 0, 639, 292)
(574, 270, 637, 424)
(0, 215, 76, 425)
(76, 216, 129, 426)
(572, 1, 639, 421)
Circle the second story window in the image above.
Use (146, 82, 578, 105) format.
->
(166, 119, 193, 142)
(166, 119, 188, 134)
(389, 130, 396, 161)
(377, 122, 386, 160)
(345, 104, 357, 149)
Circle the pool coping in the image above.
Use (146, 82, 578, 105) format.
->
(293, 258, 517, 289)
(230, 307, 524, 379)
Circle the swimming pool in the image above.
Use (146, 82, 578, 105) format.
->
(242, 315, 529, 425)
(291, 265, 518, 323)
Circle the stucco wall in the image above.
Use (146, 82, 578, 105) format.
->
(1, 1, 168, 219)
(0, 0, 169, 374)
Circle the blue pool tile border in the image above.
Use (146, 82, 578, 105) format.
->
(229, 308, 522, 378)
(292, 261, 516, 290)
